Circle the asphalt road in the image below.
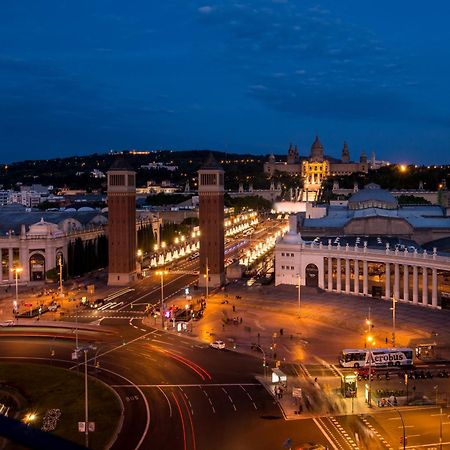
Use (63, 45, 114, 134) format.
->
(2, 220, 449, 449)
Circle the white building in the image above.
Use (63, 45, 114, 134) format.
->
(275, 216, 450, 309)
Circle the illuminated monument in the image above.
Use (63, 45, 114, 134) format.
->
(198, 154, 225, 288)
(107, 160, 137, 286)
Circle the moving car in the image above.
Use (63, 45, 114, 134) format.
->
(90, 298, 105, 309)
(210, 340, 225, 350)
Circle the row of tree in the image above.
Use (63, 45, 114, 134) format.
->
(67, 235, 108, 277)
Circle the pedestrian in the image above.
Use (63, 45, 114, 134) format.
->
(385, 336, 388, 344)
(280, 328, 283, 336)
(222, 323, 225, 331)
(232, 305, 236, 312)
(240, 317, 243, 324)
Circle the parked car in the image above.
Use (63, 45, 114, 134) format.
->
(48, 303, 59, 312)
(210, 340, 225, 350)
(0, 320, 15, 327)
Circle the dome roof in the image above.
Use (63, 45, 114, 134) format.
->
(348, 183, 398, 210)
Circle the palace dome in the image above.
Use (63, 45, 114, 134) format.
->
(348, 183, 398, 210)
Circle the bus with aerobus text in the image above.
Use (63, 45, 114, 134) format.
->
(339, 348, 414, 368)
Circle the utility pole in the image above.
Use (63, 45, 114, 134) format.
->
(392, 296, 397, 347)
(58, 256, 63, 296)
(205, 257, 209, 302)
(84, 349, 89, 449)
(297, 273, 301, 318)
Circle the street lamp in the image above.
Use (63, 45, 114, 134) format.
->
(58, 256, 64, 296)
(137, 249, 143, 274)
(10, 266, 22, 312)
(161, 241, 166, 250)
(204, 257, 209, 301)
(391, 296, 397, 347)
(296, 273, 301, 318)
(366, 334, 375, 408)
(156, 270, 168, 328)
(387, 400, 406, 450)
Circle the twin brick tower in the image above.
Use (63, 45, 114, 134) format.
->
(107, 154, 225, 289)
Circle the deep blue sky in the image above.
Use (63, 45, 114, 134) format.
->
(1, 1, 450, 164)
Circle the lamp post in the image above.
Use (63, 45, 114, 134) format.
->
(391, 296, 397, 348)
(84, 348, 89, 448)
(156, 270, 168, 328)
(367, 334, 375, 408)
(58, 256, 63, 296)
(387, 400, 406, 450)
(205, 257, 209, 302)
(137, 249, 143, 274)
(11, 267, 23, 309)
(296, 273, 301, 318)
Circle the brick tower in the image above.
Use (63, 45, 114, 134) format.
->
(107, 159, 137, 286)
(198, 154, 225, 288)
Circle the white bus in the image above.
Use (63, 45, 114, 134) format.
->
(339, 348, 414, 368)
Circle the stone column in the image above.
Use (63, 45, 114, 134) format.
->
(431, 268, 438, 308)
(394, 263, 400, 300)
(403, 265, 409, 302)
(354, 260, 359, 295)
(412, 266, 418, 304)
(336, 258, 342, 293)
(422, 267, 428, 305)
(345, 259, 350, 294)
(385, 262, 391, 300)
(327, 257, 333, 291)
(363, 260, 368, 296)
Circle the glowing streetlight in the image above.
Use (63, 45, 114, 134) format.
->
(154, 244, 159, 251)
(10, 266, 22, 309)
(156, 270, 168, 328)
(161, 241, 166, 249)
(23, 412, 36, 425)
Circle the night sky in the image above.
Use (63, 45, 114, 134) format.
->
(1, 1, 450, 164)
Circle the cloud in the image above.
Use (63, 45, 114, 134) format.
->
(198, 5, 214, 14)
(195, 0, 429, 123)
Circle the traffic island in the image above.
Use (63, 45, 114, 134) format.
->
(0, 362, 122, 449)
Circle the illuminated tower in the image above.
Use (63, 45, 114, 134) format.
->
(107, 159, 137, 286)
(198, 154, 225, 288)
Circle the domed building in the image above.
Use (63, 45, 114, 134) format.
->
(264, 137, 369, 201)
(348, 184, 398, 210)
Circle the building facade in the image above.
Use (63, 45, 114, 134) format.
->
(198, 154, 225, 288)
(275, 218, 450, 309)
(107, 160, 137, 286)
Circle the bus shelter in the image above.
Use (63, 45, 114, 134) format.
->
(341, 374, 357, 398)
(271, 368, 287, 385)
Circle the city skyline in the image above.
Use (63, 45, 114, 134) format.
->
(1, 1, 450, 164)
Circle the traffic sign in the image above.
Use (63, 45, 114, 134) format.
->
(78, 422, 85, 432)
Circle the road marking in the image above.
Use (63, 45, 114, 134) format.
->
(359, 415, 392, 449)
(313, 418, 341, 450)
(405, 441, 450, 448)
(221, 387, 237, 411)
(329, 417, 358, 449)
(111, 383, 261, 388)
(156, 386, 172, 418)
(199, 387, 215, 414)
(70, 329, 159, 370)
